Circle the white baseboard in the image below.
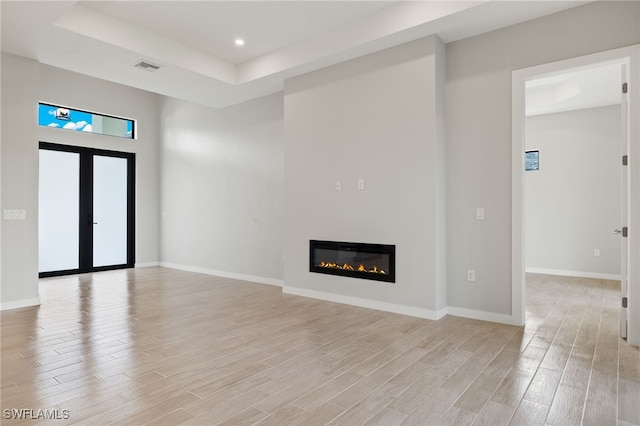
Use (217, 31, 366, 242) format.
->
(135, 261, 159, 268)
(526, 267, 621, 281)
(159, 262, 284, 287)
(282, 286, 446, 321)
(447, 306, 514, 325)
(1, 297, 41, 311)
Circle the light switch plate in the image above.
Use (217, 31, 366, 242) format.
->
(3, 209, 26, 220)
(476, 208, 485, 220)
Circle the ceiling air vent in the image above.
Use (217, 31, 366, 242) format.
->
(134, 61, 161, 72)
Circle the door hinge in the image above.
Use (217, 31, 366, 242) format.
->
(622, 297, 628, 308)
(622, 82, 628, 94)
(622, 226, 628, 237)
(622, 155, 628, 166)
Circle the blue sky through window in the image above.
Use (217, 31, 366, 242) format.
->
(38, 103, 134, 139)
(38, 104, 94, 132)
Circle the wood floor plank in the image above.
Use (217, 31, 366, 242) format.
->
(289, 402, 345, 426)
(252, 404, 309, 426)
(618, 378, 640, 425)
(216, 407, 269, 426)
(292, 371, 363, 411)
(141, 408, 194, 426)
(490, 368, 535, 408)
(363, 408, 408, 426)
(328, 386, 395, 426)
(453, 360, 514, 414)
(400, 387, 460, 425)
(472, 400, 516, 425)
(545, 384, 586, 426)
(253, 370, 331, 414)
(508, 399, 549, 426)
(523, 367, 563, 406)
(437, 405, 478, 426)
(0, 269, 634, 425)
(387, 372, 444, 414)
(328, 368, 394, 409)
(184, 387, 270, 420)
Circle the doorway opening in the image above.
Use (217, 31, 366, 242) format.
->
(524, 61, 624, 335)
(38, 142, 135, 277)
(524, 63, 624, 277)
(512, 45, 639, 346)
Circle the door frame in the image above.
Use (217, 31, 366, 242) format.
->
(511, 45, 640, 346)
(39, 142, 136, 277)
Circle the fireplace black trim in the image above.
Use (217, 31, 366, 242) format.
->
(309, 240, 396, 283)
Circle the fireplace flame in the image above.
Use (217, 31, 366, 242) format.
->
(318, 261, 386, 275)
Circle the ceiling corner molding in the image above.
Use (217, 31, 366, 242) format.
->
(236, 1, 484, 84)
(54, 3, 237, 85)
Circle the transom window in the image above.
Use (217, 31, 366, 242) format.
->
(38, 103, 135, 140)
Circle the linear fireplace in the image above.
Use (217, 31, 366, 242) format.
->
(309, 240, 395, 283)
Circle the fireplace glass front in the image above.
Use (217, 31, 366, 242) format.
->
(309, 240, 395, 283)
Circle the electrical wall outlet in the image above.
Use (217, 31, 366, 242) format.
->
(467, 269, 476, 282)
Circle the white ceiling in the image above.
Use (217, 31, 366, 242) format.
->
(83, 1, 397, 65)
(1, 0, 593, 109)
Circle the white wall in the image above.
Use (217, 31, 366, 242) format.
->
(446, 1, 640, 317)
(158, 93, 284, 284)
(1, 53, 160, 309)
(283, 36, 447, 318)
(1, 54, 40, 308)
(525, 106, 621, 278)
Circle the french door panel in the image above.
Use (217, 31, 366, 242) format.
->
(39, 142, 135, 277)
(92, 155, 129, 267)
(38, 149, 80, 274)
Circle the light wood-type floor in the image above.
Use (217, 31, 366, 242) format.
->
(1, 268, 639, 425)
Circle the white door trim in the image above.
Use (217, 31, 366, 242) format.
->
(511, 45, 640, 346)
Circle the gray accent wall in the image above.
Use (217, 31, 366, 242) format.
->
(525, 106, 621, 277)
(283, 36, 447, 315)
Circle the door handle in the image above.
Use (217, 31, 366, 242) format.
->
(93, 222, 98, 225)
(614, 227, 628, 237)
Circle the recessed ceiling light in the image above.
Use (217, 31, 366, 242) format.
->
(235, 39, 245, 47)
